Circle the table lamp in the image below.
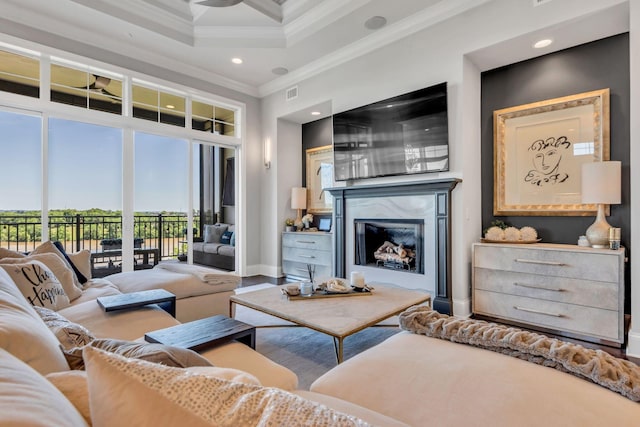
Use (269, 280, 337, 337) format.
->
(291, 187, 307, 229)
(581, 161, 621, 248)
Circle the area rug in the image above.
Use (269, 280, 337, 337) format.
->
(234, 283, 401, 390)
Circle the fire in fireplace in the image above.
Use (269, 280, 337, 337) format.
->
(354, 219, 424, 274)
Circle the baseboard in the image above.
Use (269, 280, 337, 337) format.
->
(626, 329, 640, 358)
(452, 298, 472, 318)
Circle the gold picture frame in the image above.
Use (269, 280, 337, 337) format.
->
(305, 145, 334, 214)
(493, 88, 610, 216)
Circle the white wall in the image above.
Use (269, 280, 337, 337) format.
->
(260, 0, 630, 318)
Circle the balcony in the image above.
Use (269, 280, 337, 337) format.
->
(0, 212, 197, 277)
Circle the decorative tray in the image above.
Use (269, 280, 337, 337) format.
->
(286, 288, 372, 300)
(481, 238, 541, 244)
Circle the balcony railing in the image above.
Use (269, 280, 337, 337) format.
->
(0, 213, 197, 276)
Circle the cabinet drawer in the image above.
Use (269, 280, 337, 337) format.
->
(282, 260, 331, 280)
(473, 268, 619, 311)
(474, 245, 619, 283)
(282, 246, 331, 266)
(474, 290, 621, 342)
(282, 233, 331, 250)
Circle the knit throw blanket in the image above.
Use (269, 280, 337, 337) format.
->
(399, 306, 640, 402)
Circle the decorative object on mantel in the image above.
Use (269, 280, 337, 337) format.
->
(482, 224, 540, 244)
(291, 187, 307, 230)
(581, 161, 621, 248)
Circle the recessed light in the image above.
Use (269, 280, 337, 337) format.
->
(231, 57, 243, 64)
(364, 16, 387, 30)
(386, 104, 394, 108)
(533, 39, 553, 49)
(311, 111, 321, 116)
(166, 104, 175, 109)
(272, 67, 289, 75)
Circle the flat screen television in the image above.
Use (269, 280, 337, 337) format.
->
(332, 82, 449, 181)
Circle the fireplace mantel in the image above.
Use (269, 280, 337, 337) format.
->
(327, 178, 460, 314)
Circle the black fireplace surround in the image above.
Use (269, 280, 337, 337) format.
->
(327, 179, 460, 314)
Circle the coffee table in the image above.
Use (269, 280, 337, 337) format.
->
(230, 283, 431, 363)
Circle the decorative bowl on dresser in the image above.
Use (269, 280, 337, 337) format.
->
(472, 242, 625, 347)
(282, 231, 332, 281)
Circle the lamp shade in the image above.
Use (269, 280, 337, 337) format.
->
(581, 161, 621, 205)
(291, 187, 307, 210)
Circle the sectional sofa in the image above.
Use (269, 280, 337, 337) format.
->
(193, 223, 236, 271)
(1, 242, 639, 426)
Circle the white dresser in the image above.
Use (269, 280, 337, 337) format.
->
(472, 242, 625, 346)
(282, 231, 333, 281)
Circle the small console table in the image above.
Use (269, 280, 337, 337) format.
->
(97, 289, 176, 318)
(144, 315, 256, 352)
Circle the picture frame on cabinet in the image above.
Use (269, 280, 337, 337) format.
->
(493, 88, 610, 216)
(306, 145, 334, 214)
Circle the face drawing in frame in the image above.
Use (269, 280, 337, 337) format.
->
(524, 136, 571, 187)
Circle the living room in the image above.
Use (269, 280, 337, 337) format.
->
(1, 0, 640, 424)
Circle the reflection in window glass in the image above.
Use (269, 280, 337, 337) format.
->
(0, 49, 40, 98)
(192, 100, 235, 136)
(0, 110, 42, 252)
(50, 63, 122, 114)
(132, 83, 185, 127)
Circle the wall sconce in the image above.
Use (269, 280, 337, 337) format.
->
(263, 138, 271, 169)
(581, 161, 621, 248)
(291, 187, 307, 229)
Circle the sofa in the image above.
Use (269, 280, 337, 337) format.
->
(2, 241, 640, 425)
(193, 223, 235, 271)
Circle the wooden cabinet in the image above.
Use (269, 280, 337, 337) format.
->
(282, 232, 332, 281)
(472, 242, 625, 346)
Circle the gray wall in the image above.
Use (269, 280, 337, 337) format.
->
(481, 33, 631, 311)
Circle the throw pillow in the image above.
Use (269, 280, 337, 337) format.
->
(53, 241, 88, 284)
(31, 240, 82, 290)
(33, 306, 95, 351)
(0, 247, 26, 260)
(64, 338, 213, 370)
(83, 346, 370, 427)
(230, 231, 236, 247)
(0, 253, 82, 302)
(220, 230, 233, 245)
(45, 370, 92, 425)
(203, 224, 228, 243)
(0, 260, 70, 310)
(67, 249, 92, 282)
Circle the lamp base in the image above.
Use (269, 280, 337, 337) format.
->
(585, 204, 612, 248)
(294, 209, 303, 230)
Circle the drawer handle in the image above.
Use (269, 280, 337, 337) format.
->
(515, 258, 566, 267)
(295, 267, 308, 272)
(299, 255, 316, 259)
(514, 282, 564, 292)
(514, 306, 564, 318)
(296, 240, 316, 244)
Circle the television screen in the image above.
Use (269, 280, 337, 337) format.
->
(333, 82, 449, 181)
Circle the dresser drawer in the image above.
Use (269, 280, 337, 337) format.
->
(282, 260, 331, 280)
(474, 290, 621, 342)
(282, 233, 332, 250)
(282, 246, 331, 266)
(474, 245, 620, 283)
(473, 268, 619, 311)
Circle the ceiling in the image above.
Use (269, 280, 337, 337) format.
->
(0, 0, 489, 97)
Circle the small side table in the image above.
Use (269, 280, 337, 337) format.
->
(97, 289, 176, 318)
(144, 315, 256, 352)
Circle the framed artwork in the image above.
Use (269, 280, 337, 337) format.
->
(493, 88, 610, 216)
(305, 145, 334, 214)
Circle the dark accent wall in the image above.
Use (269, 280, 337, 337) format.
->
(481, 33, 630, 311)
(301, 117, 333, 226)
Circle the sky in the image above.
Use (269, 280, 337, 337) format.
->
(0, 110, 191, 212)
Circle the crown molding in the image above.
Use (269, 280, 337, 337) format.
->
(259, 0, 492, 97)
(244, 0, 283, 23)
(194, 26, 286, 47)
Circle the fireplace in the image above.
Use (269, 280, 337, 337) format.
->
(354, 219, 424, 274)
(327, 179, 459, 314)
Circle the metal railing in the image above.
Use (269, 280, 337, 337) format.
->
(0, 213, 196, 262)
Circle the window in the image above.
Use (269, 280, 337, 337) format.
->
(192, 100, 235, 136)
(50, 62, 122, 114)
(132, 82, 186, 127)
(0, 49, 40, 98)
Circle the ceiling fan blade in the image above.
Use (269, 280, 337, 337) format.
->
(195, 0, 243, 6)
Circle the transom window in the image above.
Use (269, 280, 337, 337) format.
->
(0, 48, 40, 98)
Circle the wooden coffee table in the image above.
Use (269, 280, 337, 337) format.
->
(144, 315, 255, 351)
(230, 283, 430, 363)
